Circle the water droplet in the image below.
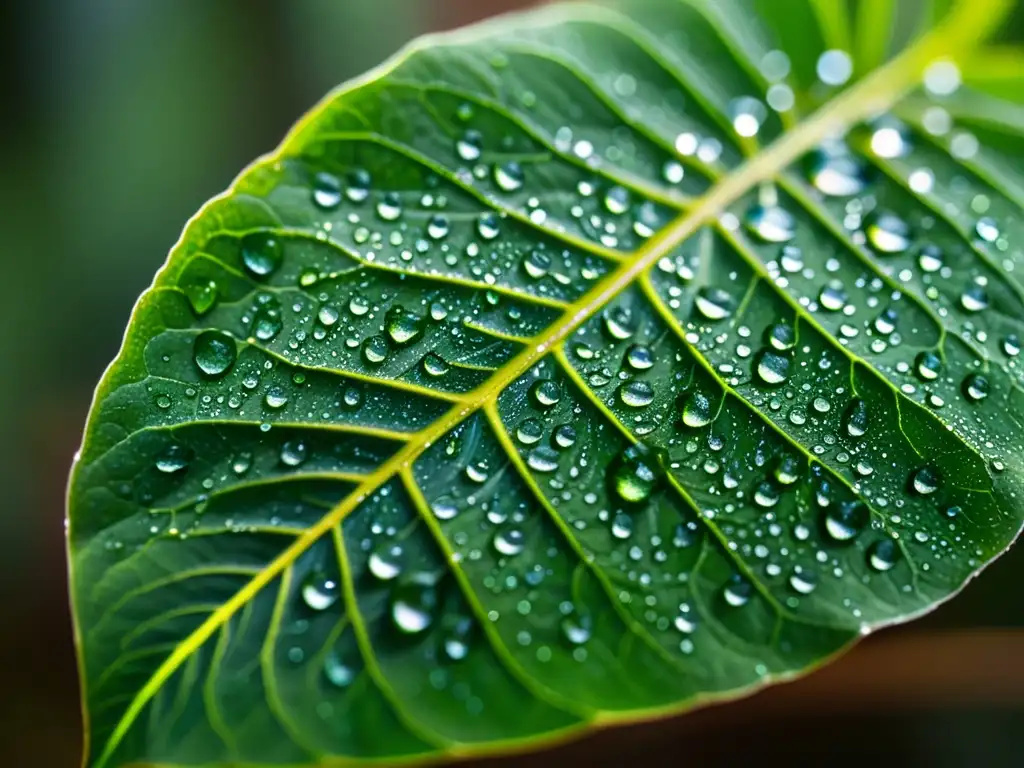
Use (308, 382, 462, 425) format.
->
(560, 608, 592, 645)
(789, 566, 818, 594)
(517, 418, 543, 445)
(819, 281, 847, 311)
(610, 443, 667, 503)
(619, 380, 655, 408)
(874, 307, 898, 335)
(422, 352, 450, 377)
(527, 446, 559, 473)
(824, 501, 869, 541)
(962, 373, 989, 402)
(694, 287, 735, 320)
(1004, 334, 1021, 357)
(456, 130, 482, 161)
(552, 423, 577, 448)
(755, 350, 790, 385)
(369, 544, 404, 581)
(975, 217, 999, 243)
(745, 204, 795, 243)
(774, 455, 801, 485)
(807, 145, 866, 196)
(477, 213, 501, 240)
(681, 392, 713, 428)
(323, 649, 355, 688)
(870, 123, 909, 159)
(385, 307, 425, 346)
(312, 171, 342, 209)
(443, 617, 473, 661)
(918, 245, 943, 273)
(362, 335, 389, 365)
(427, 214, 449, 240)
(816, 49, 852, 86)
(674, 604, 698, 633)
(494, 161, 524, 192)
(754, 481, 779, 508)
(604, 186, 630, 215)
(603, 306, 636, 340)
(915, 351, 942, 381)
(185, 280, 218, 316)
(625, 344, 654, 370)
(844, 399, 868, 438)
(523, 250, 551, 279)
(390, 578, 438, 634)
(302, 571, 340, 611)
(960, 285, 989, 313)
(868, 538, 898, 572)
(910, 466, 940, 495)
(264, 386, 289, 410)
(766, 322, 796, 351)
(530, 380, 561, 409)
(723, 575, 751, 607)
(241, 233, 283, 278)
(280, 440, 307, 467)
(780, 245, 804, 272)
(376, 192, 402, 221)
(155, 444, 191, 474)
(252, 304, 283, 342)
(494, 527, 525, 556)
(345, 169, 371, 202)
(232, 452, 252, 475)
(865, 211, 912, 254)
(193, 331, 236, 378)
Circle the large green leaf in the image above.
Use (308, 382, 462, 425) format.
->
(68, 1, 1024, 765)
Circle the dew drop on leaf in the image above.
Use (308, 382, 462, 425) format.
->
(745, 203, 796, 243)
(694, 287, 735, 320)
(755, 350, 790, 385)
(530, 380, 562, 408)
(193, 331, 236, 378)
(241, 233, 283, 278)
(610, 443, 667, 503)
(362, 335, 389, 365)
(312, 171, 342, 210)
(723, 575, 752, 607)
(868, 538, 899, 572)
(619, 380, 655, 408)
(681, 392, 713, 427)
(910, 466, 940, 495)
(864, 211, 912, 254)
(824, 501, 869, 542)
(390, 578, 438, 635)
(302, 572, 340, 611)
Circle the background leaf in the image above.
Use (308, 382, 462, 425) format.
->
(68, 1, 1024, 766)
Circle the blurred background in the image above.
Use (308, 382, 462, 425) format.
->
(1, 1, 1021, 766)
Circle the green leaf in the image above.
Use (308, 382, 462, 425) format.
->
(68, 1, 1024, 765)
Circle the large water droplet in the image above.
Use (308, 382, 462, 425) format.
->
(312, 171, 342, 210)
(766, 322, 796, 351)
(185, 280, 218, 316)
(914, 351, 942, 381)
(385, 307, 425, 346)
(345, 169, 371, 202)
(494, 161, 524, 192)
(604, 186, 630, 215)
(603, 306, 636, 340)
(155, 444, 191, 474)
(625, 344, 654, 370)
(390, 578, 438, 635)
(745, 204, 796, 243)
(694, 287, 735, 320)
(824, 501, 869, 541)
(807, 145, 866, 196)
(962, 373, 989, 402)
(456, 129, 482, 161)
(681, 392, 713, 427)
(426, 214, 450, 240)
(493, 527, 525, 556)
(755, 350, 790, 385)
(619, 380, 655, 408)
(193, 331, 236, 378)
(910, 466, 940, 495)
(362, 335, 389, 365)
(477, 213, 501, 240)
(527, 446, 560, 473)
(610, 443, 667, 503)
(552, 423, 577, 449)
(530, 380, 561, 409)
(376, 192, 403, 221)
(241, 233, 283, 278)
(960, 285, 989, 313)
(369, 544, 404, 581)
(302, 571, 340, 611)
(517, 418, 543, 445)
(723, 575, 752, 607)
(868, 538, 898, 572)
(789, 566, 817, 595)
(422, 352, 450, 377)
(560, 608, 592, 645)
(865, 211, 912, 254)
(844, 399, 868, 438)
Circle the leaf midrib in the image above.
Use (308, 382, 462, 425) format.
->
(91, 2, 1007, 763)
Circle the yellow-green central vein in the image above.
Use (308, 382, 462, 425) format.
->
(92, 2, 1006, 763)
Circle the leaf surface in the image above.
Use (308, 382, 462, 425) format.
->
(68, 1, 1024, 765)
